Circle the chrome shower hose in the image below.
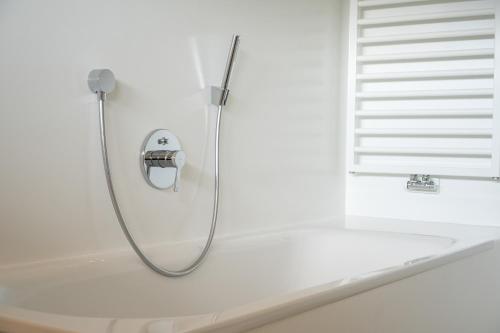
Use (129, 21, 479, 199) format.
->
(98, 91, 223, 277)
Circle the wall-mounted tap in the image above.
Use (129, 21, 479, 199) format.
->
(407, 175, 439, 193)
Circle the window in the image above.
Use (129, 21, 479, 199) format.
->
(347, 0, 500, 177)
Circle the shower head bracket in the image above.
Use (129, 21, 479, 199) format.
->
(207, 86, 229, 106)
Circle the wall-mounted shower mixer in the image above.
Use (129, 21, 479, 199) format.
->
(89, 34, 240, 277)
(141, 129, 186, 191)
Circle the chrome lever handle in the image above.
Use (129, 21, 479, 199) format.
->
(144, 149, 186, 192)
(172, 150, 186, 192)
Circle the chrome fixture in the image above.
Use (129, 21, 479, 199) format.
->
(407, 175, 440, 193)
(88, 34, 241, 278)
(88, 69, 116, 95)
(141, 129, 186, 191)
(207, 34, 240, 106)
(219, 34, 240, 105)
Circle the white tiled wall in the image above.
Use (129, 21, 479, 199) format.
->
(0, 0, 345, 265)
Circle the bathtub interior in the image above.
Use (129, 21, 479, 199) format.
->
(0, 227, 455, 319)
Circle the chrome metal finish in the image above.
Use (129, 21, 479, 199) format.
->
(221, 35, 240, 91)
(207, 86, 225, 106)
(144, 150, 186, 191)
(89, 34, 240, 278)
(218, 34, 240, 106)
(407, 174, 440, 193)
(141, 129, 185, 191)
(145, 150, 178, 168)
(88, 69, 116, 94)
(207, 35, 240, 107)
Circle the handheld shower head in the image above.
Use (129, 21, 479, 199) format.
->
(88, 69, 116, 94)
(221, 34, 240, 91)
(217, 35, 240, 106)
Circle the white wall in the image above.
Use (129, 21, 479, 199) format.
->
(346, 175, 500, 226)
(0, 0, 345, 265)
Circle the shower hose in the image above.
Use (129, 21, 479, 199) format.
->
(98, 91, 223, 277)
(96, 35, 239, 277)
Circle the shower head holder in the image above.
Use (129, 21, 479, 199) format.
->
(88, 69, 116, 95)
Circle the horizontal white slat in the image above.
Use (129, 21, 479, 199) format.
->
(350, 164, 496, 178)
(355, 128, 493, 136)
(358, 0, 457, 8)
(358, 29, 495, 45)
(349, 0, 499, 178)
(357, 49, 495, 63)
(357, 68, 494, 80)
(358, 9, 495, 26)
(356, 89, 494, 99)
(354, 146, 492, 156)
(354, 109, 494, 118)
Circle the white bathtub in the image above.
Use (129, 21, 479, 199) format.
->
(0, 222, 496, 333)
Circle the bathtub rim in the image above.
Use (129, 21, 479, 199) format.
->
(0, 223, 496, 333)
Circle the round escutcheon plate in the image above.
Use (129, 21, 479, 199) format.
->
(141, 129, 183, 190)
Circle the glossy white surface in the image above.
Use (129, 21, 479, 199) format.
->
(346, 173, 500, 226)
(0, 225, 494, 333)
(0, 0, 344, 266)
(246, 240, 500, 333)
